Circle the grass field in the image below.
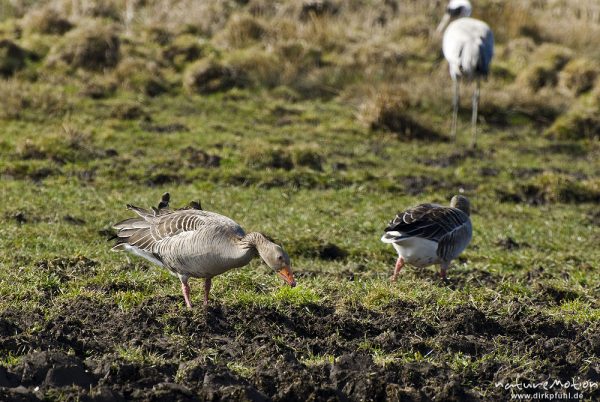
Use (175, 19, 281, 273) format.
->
(0, 0, 599, 401)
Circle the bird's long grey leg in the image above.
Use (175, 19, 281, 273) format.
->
(204, 277, 212, 306)
(391, 256, 405, 282)
(471, 79, 480, 148)
(180, 276, 192, 309)
(451, 79, 460, 140)
(439, 262, 450, 281)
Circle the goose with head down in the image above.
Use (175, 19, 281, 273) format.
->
(381, 195, 472, 281)
(111, 194, 296, 308)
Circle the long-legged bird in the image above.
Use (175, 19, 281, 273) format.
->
(437, 0, 494, 147)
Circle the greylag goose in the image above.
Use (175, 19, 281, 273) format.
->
(111, 194, 296, 308)
(436, 0, 494, 147)
(381, 195, 472, 280)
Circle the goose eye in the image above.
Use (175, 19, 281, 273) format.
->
(277, 256, 283, 261)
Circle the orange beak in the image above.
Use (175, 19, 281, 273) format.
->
(277, 266, 296, 287)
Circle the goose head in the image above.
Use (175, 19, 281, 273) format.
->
(256, 239, 296, 287)
(436, 0, 473, 33)
(450, 194, 471, 216)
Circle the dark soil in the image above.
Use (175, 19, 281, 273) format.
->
(0, 297, 597, 401)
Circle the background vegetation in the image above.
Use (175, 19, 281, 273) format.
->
(0, 0, 598, 400)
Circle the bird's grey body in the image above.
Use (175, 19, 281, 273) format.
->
(112, 195, 295, 308)
(437, 0, 494, 146)
(381, 196, 472, 280)
(443, 18, 494, 81)
(115, 210, 253, 279)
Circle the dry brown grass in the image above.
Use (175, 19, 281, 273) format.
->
(21, 6, 72, 35)
(0, 78, 70, 119)
(183, 57, 240, 94)
(358, 85, 444, 141)
(559, 58, 599, 96)
(1, 0, 599, 131)
(114, 57, 168, 96)
(47, 20, 120, 71)
(515, 44, 573, 92)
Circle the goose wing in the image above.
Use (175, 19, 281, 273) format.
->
(381, 203, 469, 244)
(112, 208, 212, 253)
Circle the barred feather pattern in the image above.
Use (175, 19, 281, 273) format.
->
(383, 203, 472, 263)
(112, 207, 256, 278)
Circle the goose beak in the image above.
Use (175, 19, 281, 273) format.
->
(277, 266, 296, 287)
(436, 13, 451, 34)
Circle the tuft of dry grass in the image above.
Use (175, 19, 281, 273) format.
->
(499, 172, 600, 205)
(114, 57, 168, 96)
(358, 87, 444, 141)
(21, 6, 73, 35)
(244, 142, 293, 171)
(161, 34, 210, 70)
(545, 86, 600, 140)
(515, 44, 573, 92)
(558, 58, 598, 96)
(183, 57, 240, 94)
(216, 13, 267, 48)
(0, 79, 70, 119)
(47, 20, 120, 71)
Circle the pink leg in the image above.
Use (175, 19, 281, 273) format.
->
(204, 277, 212, 307)
(391, 256, 405, 282)
(439, 262, 449, 281)
(181, 280, 192, 309)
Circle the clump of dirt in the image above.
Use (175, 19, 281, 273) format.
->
(358, 87, 445, 141)
(244, 144, 294, 171)
(4, 210, 32, 224)
(537, 284, 580, 304)
(181, 146, 221, 168)
(145, 172, 184, 187)
(587, 210, 600, 226)
(0, 39, 27, 77)
(1, 164, 57, 182)
(318, 243, 348, 260)
(15, 129, 112, 164)
(140, 122, 189, 134)
(183, 58, 241, 94)
(110, 102, 147, 120)
(286, 237, 348, 261)
(420, 148, 490, 168)
(162, 34, 211, 70)
(495, 236, 525, 251)
(290, 146, 324, 171)
(62, 215, 85, 225)
(0, 297, 598, 401)
(300, 0, 340, 20)
(36, 256, 98, 281)
(497, 172, 600, 205)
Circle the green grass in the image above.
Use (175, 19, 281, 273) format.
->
(0, 2, 599, 398)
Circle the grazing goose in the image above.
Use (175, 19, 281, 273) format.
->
(436, 0, 494, 147)
(111, 195, 296, 308)
(381, 195, 472, 281)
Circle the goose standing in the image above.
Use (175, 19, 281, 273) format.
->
(436, 0, 494, 147)
(381, 195, 472, 281)
(111, 194, 296, 308)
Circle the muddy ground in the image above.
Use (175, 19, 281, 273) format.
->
(1, 295, 598, 401)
